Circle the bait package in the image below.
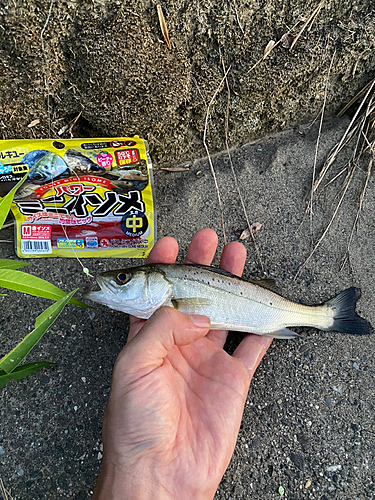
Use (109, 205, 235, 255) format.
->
(0, 138, 156, 258)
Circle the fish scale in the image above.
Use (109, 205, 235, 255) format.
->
(84, 264, 370, 338)
(161, 265, 332, 334)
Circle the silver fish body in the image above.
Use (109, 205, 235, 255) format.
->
(84, 264, 369, 338)
(63, 149, 105, 174)
(28, 152, 69, 184)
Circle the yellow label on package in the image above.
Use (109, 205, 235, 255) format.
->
(0, 138, 156, 258)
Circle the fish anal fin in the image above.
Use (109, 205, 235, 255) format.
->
(171, 297, 212, 313)
(264, 328, 299, 339)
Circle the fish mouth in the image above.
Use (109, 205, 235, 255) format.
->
(83, 275, 117, 304)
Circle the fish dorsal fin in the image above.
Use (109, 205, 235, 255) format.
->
(184, 264, 277, 292)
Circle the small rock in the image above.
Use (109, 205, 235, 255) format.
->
(17, 469, 24, 476)
(326, 464, 342, 472)
(305, 479, 311, 488)
(353, 362, 359, 370)
(290, 452, 305, 471)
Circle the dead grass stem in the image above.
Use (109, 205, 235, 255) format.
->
(309, 50, 336, 238)
(221, 58, 264, 271)
(0, 477, 13, 500)
(289, 0, 326, 51)
(203, 67, 232, 244)
(340, 159, 373, 270)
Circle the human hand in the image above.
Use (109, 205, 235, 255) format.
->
(92, 229, 272, 500)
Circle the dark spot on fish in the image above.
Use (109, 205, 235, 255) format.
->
(53, 141, 65, 149)
(270, 302, 273, 305)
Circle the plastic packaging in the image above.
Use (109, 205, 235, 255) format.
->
(0, 137, 156, 258)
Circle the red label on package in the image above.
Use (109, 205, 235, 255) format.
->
(115, 149, 140, 166)
(21, 224, 51, 240)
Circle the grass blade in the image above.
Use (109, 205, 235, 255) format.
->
(0, 269, 88, 307)
(0, 259, 29, 270)
(0, 289, 77, 373)
(0, 174, 27, 230)
(0, 362, 55, 387)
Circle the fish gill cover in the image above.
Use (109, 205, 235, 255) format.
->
(0, 137, 156, 258)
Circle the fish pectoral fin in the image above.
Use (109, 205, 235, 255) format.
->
(263, 328, 299, 339)
(171, 297, 212, 313)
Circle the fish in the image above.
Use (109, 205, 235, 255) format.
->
(28, 152, 70, 184)
(22, 150, 50, 170)
(13, 183, 40, 199)
(63, 149, 105, 174)
(84, 264, 370, 338)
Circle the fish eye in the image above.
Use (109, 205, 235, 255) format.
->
(115, 272, 131, 285)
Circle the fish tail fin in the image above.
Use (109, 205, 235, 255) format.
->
(326, 287, 370, 335)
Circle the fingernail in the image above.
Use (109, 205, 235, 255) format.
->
(189, 314, 211, 328)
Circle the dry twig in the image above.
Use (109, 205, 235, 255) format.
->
(221, 58, 264, 270)
(160, 167, 189, 172)
(340, 159, 373, 270)
(312, 80, 375, 194)
(289, 0, 326, 51)
(203, 67, 232, 244)
(295, 164, 356, 279)
(308, 50, 336, 235)
(0, 221, 14, 230)
(0, 478, 12, 500)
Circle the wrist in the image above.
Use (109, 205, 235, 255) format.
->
(92, 459, 174, 500)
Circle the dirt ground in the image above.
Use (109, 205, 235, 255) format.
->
(1, 0, 375, 166)
(0, 114, 374, 498)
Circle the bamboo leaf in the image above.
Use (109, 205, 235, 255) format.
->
(0, 362, 54, 387)
(0, 258, 29, 270)
(0, 174, 27, 230)
(0, 289, 77, 373)
(0, 269, 89, 307)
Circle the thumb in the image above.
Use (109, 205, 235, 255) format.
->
(116, 306, 210, 378)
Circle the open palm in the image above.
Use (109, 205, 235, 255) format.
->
(93, 229, 271, 500)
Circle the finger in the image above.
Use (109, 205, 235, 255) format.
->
(232, 335, 272, 377)
(206, 241, 247, 347)
(117, 307, 211, 380)
(219, 241, 247, 277)
(146, 236, 179, 264)
(184, 228, 218, 265)
(127, 317, 146, 343)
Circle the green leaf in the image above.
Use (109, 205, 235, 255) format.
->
(0, 174, 27, 230)
(0, 269, 88, 308)
(0, 289, 77, 373)
(0, 258, 30, 270)
(278, 486, 285, 496)
(0, 362, 55, 387)
(0, 293, 6, 296)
